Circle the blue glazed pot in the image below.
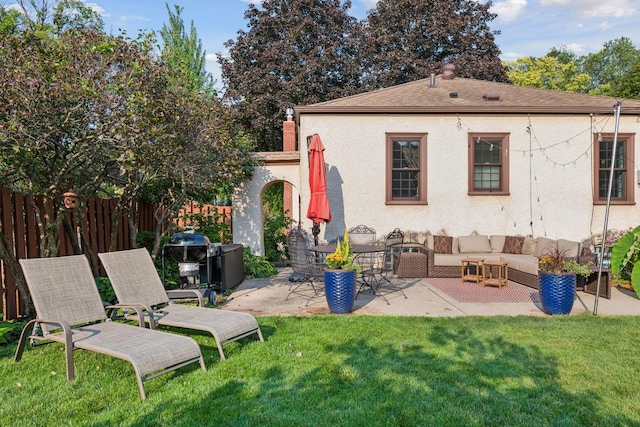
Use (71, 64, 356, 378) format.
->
(324, 270, 357, 314)
(539, 272, 576, 315)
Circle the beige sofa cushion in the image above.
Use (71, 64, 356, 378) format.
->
(533, 236, 556, 258)
(522, 237, 536, 255)
(458, 235, 491, 253)
(501, 254, 539, 275)
(558, 239, 580, 258)
(434, 253, 502, 266)
(490, 235, 506, 253)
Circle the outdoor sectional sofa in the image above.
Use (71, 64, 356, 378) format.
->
(423, 234, 582, 289)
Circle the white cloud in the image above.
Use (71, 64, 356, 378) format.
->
(539, 0, 638, 18)
(5, 3, 21, 12)
(500, 50, 525, 61)
(564, 42, 586, 53)
(598, 20, 611, 30)
(490, 0, 528, 22)
(118, 15, 151, 23)
(85, 2, 106, 17)
(240, 0, 262, 4)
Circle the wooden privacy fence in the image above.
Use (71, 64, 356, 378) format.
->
(0, 188, 232, 320)
(176, 201, 232, 231)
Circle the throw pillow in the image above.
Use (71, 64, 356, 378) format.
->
(503, 235, 525, 254)
(433, 236, 453, 254)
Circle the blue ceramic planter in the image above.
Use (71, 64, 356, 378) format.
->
(324, 270, 357, 314)
(539, 272, 576, 315)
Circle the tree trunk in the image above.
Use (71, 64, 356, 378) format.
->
(128, 198, 139, 249)
(62, 210, 81, 254)
(0, 225, 34, 318)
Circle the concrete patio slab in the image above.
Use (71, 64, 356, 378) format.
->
(221, 268, 640, 317)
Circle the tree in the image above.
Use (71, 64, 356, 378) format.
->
(0, 29, 126, 315)
(10, 0, 103, 33)
(0, 6, 23, 34)
(613, 57, 640, 99)
(159, 3, 215, 96)
(219, 0, 364, 151)
(506, 55, 591, 93)
(582, 37, 640, 95)
(0, 28, 255, 314)
(362, 0, 508, 88)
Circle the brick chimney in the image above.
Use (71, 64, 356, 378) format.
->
(282, 113, 296, 223)
(283, 113, 296, 151)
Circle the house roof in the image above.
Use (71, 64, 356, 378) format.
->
(295, 75, 640, 116)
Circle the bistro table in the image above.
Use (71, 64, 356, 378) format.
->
(311, 244, 386, 255)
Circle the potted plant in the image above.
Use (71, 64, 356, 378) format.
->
(324, 230, 359, 313)
(538, 244, 592, 315)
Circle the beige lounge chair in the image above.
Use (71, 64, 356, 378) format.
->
(15, 255, 206, 400)
(98, 248, 263, 360)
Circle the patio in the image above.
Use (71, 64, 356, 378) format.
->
(222, 268, 640, 317)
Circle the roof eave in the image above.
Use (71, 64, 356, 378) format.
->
(295, 105, 640, 116)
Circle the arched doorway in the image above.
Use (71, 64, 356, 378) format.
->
(232, 156, 301, 256)
(261, 180, 300, 263)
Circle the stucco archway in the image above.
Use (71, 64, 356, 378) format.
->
(233, 155, 301, 256)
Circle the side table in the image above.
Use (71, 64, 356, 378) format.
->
(461, 258, 484, 284)
(482, 261, 508, 288)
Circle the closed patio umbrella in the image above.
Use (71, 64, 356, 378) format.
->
(307, 134, 331, 246)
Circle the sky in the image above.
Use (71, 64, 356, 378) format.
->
(84, 0, 640, 91)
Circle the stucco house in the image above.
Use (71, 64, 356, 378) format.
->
(233, 70, 640, 255)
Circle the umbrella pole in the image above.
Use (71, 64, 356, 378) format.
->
(312, 222, 320, 247)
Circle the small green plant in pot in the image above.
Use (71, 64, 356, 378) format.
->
(610, 225, 640, 297)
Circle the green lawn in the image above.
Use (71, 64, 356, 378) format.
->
(2, 315, 640, 426)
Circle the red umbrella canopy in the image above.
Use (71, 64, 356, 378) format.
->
(306, 134, 332, 224)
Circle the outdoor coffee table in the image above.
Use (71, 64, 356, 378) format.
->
(461, 258, 484, 284)
(482, 261, 508, 288)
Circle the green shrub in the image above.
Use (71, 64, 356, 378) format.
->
(179, 208, 232, 243)
(0, 319, 26, 345)
(611, 225, 640, 297)
(243, 246, 277, 278)
(136, 230, 156, 251)
(95, 276, 117, 304)
(262, 182, 293, 262)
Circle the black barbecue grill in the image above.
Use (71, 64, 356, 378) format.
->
(162, 230, 245, 302)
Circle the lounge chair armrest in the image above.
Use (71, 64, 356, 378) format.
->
(107, 303, 149, 328)
(166, 289, 205, 307)
(14, 318, 74, 380)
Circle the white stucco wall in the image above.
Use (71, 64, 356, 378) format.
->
(233, 163, 300, 255)
(298, 113, 640, 245)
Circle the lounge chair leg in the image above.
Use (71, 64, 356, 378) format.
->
(136, 376, 147, 400)
(13, 319, 37, 363)
(217, 343, 226, 360)
(62, 323, 75, 381)
(257, 328, 264, 342)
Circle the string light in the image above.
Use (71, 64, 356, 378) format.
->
(455, 112, 615, 237)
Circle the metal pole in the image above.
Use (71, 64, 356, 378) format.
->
(594, 101, 622, 315)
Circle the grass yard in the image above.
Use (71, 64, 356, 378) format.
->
(1, 315, 640, 426)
